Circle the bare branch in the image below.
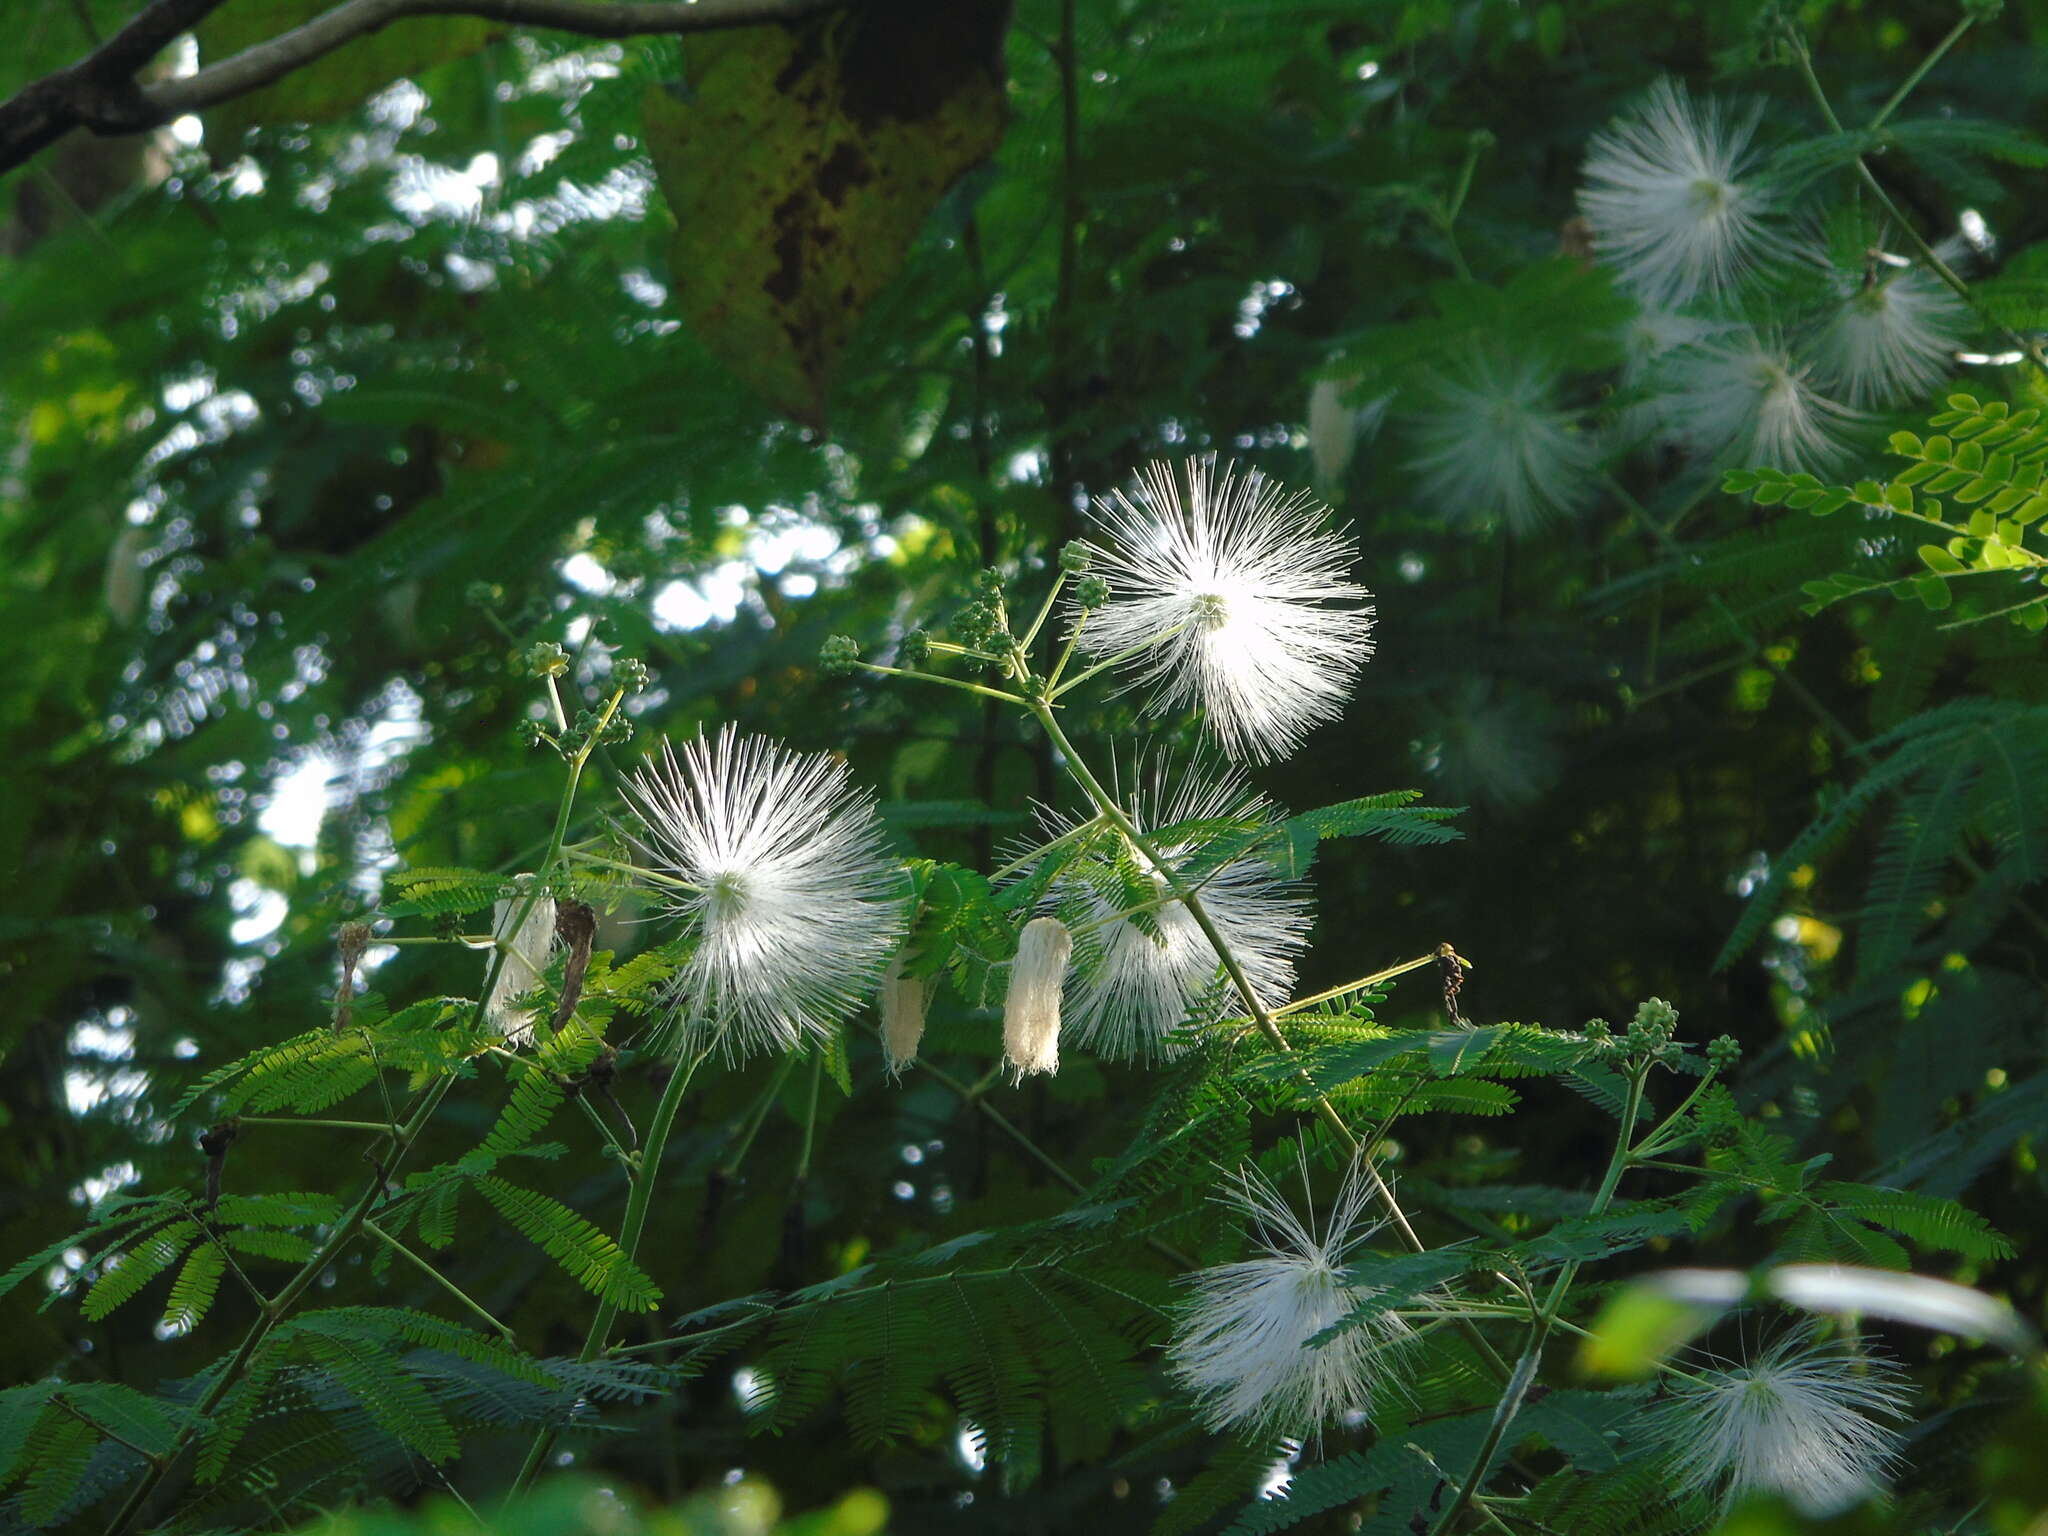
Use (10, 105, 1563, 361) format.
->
(0, 0, 841, 180)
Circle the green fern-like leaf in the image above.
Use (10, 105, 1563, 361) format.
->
(476, 1176, 660, 1311)
(0, 1384, 57, 1490)
(163, 1240, 227, 1333)
(481, 1017, 603, 1158)
(82, 1220, 199, 1321)
(17, 1409, 98, 1527)
(297, 1330, 459, 1462)
(1814, 1182, 2015, 1260)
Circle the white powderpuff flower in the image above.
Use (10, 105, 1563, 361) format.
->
(878, 949, 931, 1079)
(1615, 307, 1723, 447)
(1647, 1332, 1911, 1515)
(1659, 333, 1861, 470)
(483, 878, 556, 1046)
(1169, 1154, 1412, 1434)
(1003, 917, 1071, 1079)
(1040, 762, 1309, 1062)
(1407, 355, 1597, 532)
(1812, 262, 1968, 408)
(1579, 78, 1775, 307)
(621, 727, 904, 1060)
(1075, 458, 1375, 765)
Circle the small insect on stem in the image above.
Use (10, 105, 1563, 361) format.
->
(1437, 941, 1470, 1023)
(550, 900, 598, 1034)
(334, 921, 373, 1032)
(199, 1120, 239, 1212)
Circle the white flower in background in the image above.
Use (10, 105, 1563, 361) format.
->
(1812, 261, 1967, 407)
(1407, 354, 1596, 532)
(1169, 1153, 1411, 1433)
(1039, 762, 1308, 1062)
(621, 727, 903, 1060)
(1615, 305, 1722, 445)
(483, 877, 555, 1045)
(1003, 916, 1071, 1079)
(1305, 375, 1390, 489)
(1579, 78, 1775, 307)
(1076, 458, 1375, 765)
(1659, 332, 1860, 470)
(1647, 1332, 1910, 1516)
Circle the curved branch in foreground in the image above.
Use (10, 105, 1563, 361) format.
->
(0, 0, 843, 180)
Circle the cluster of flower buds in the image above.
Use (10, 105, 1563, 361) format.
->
(1623, 997, 1682, 1063)
(819, 634, 862, 675)
(515, 642, 647, 758)
(1583, 997, 1712, 1068)
(953, 570, 1015, 657)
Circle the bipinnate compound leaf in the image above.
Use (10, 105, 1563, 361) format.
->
(642, 0, 1011, 426)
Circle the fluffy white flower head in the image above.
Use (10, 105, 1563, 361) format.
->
(1660, 333, 1860, 470)
(1408, 355, 1595, 532)
(1650, 1332, 1910, 1516)
(1814, 261, 1967, 408)
(1168, 1153, 1411, 1434)
(1039, 760, 1308, 1062)
(621, 726, 903, 1060)
(1076, 458, 1374, 764)
(1579, 78, 1774, 307)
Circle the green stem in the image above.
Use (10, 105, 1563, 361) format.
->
(234, 1116, 395, 1134)
(794, 1051, 825, 1181)
(985, 813, 1102, 884)
(1045, 607, 1089, 691)
(1427, 1066, 1647, 1536)
(1273, 952, 1441, 1017)
(1868, 15, 1975, 131)
(1017, 569, 1067, 654)
(53, 1396, 163, 1469)
(1628, 1066, 1721, 1160)
(1047, 625, 1184, 700)
(364, 1219, 515, 1343)
(857, 661, 1027, 706)
(508, 1044, 708, 1499)
(720, 1059, 794, 1177)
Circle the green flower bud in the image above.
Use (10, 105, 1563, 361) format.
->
(615, 657, 651, 694)
(465, 581, 505, 609)
(518, 718, 550, 749)
(1058, 540, 1095, 575)
(898, 628, 933, 666)
(1074, 574, 1111, 610)
(1632, 997, 1679, 1041)
(819, 634, 862, 675)
(523, 641, 570, 679)
(1707, 1035, 1741, 1069)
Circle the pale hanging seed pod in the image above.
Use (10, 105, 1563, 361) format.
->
(1004, 917, 1071, 1079)
(879, 949, 931, 1078)
(484, 876, 556, 1046)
